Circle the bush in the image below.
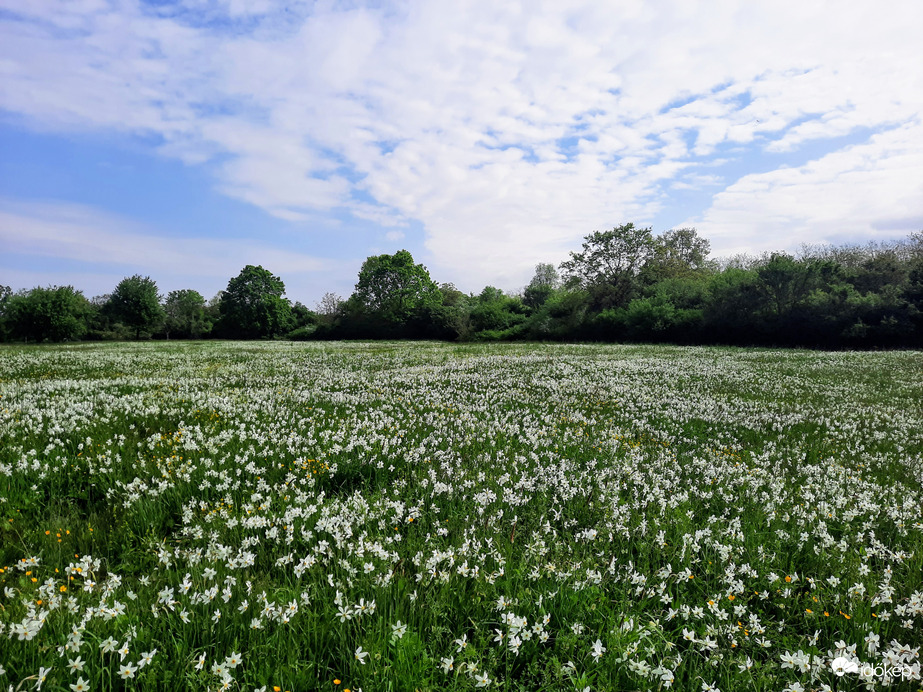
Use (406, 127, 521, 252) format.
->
(287, 325, 318, 341)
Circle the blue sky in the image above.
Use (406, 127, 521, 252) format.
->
(1, 1, 922, 306)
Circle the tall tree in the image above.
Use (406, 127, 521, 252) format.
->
(560, 223, 654, 310)
(644, 227, 713, 281)
(163, 289, 210, 339)
(351, 250, 442, 324)
(756, 253, 833, 318)
(470, 286, 528, 335)
(523, 263, 560, 309)
(108, 275, 164, 339)
(315, 292, 344, 325)
(4, 286, 92, 342)
(218, 265, 292, 339)
(0, 285, 10, 340)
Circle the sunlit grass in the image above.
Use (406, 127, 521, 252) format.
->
(0, 342, 921, 691)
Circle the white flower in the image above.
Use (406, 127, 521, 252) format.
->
(355, 646, 369, 664)
(653, 666, 674, 688)
(627, 658, 651, 676)
(119, 663, 138, 679)
(195, 653, 207, 670)
(508, 634, 522, 655)
(391, 620, 407, 640)
(34, 667, 51, 691)
(493, 628, 505, 644)
(100, 637, 118, 653)
(70, 677, 90, 692)
(591, 638, 606, 661)
(440, 656, 454, 673)
(474, 671, 490, 687)
(808, 630, 820, 647)
(780, 650, 812, 674)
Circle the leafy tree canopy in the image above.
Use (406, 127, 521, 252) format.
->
(218, 265, 292, 339)
(352, 250, 442, 323)
(644, 227, 713, 281)
(109, 275, 164, 339)
(470, 286, 527, 334)
(164, 289, 210, 339)
(4, 285, 92, 342)
(523, 263, 560, 309)
(560, 223, 654, 309)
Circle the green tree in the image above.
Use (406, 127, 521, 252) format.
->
(643, 227, 713, 282)
(560, 223, 654, 310)
(702, 268, 764, 343)
(904, 257, 923, 340)
(287, 301, 319, 340)
(4, 285, 92, 342)
(0, 285, 11, 340)
(756, 253, 834, 319)
(525, 287, 590, 340)
(108, 275, 165, 339)
(433, 282, 473, 340)
(850, 251, 908, 295)
(470, 286, 528, 338)
(315, 292, 344, 326)
(218, 265, 292, 339)
(163, 289, 211, 339)
(523, 263, 560, 309)
(205, 292, 224, 331)
(351, 250, 442, 325)
(290, 302, 317, 329)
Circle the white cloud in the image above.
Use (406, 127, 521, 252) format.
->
(0, 198, 342, 296)
(689, 121, 923, 256)
(1, 0, 922, 291)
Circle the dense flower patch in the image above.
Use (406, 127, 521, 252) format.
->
(0, 342, 921, 691)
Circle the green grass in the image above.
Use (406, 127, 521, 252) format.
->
(0, 341, 921, 691)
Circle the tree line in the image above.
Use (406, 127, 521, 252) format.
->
(3, 225, 922, 348)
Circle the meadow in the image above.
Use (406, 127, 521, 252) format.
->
(0, 341, 921, 692)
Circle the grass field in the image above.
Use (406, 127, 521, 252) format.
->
(1, 341, 921, 691)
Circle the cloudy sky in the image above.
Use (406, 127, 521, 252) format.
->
(2, 0, 922, 304)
